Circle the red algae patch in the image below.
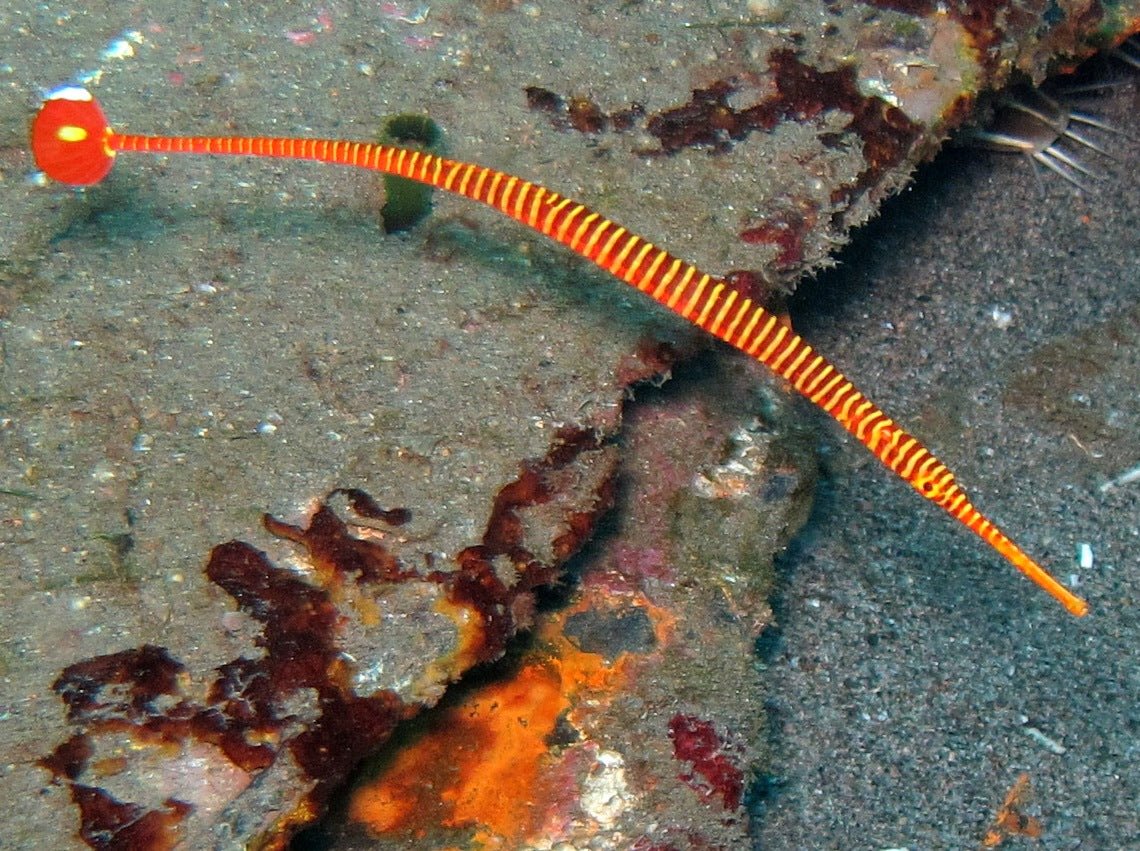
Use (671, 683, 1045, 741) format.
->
(668, 714, 746, 811)
(39, 537, 415, 851)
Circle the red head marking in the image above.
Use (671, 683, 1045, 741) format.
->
(31, 86, 115, 186)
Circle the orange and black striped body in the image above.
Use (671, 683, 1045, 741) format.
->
(30, 89, 1088, 616)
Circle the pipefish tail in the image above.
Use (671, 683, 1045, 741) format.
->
(30, 86, 1088, 617)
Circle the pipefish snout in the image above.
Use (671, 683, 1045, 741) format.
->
(29, 86, 1089, 617)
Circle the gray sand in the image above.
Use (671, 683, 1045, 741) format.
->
(754, 80, 1139, 849)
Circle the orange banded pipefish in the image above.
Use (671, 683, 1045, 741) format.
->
(30, 85, 1088, 617)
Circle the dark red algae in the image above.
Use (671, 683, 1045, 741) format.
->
(765, 49, 921, 202)
(524, 85, 645, 134)
(863, 0, 937, 15)
(328, 487, 411, 526)
(70, 785, 190, 851)
(643, 51, 919, 204)
(668, 713, 746, 811)
(645, 80, 749, 153)
(740, 219, 808, 269)
(436, 426, 616, 662)
(40, 426, 617, 849)
(46, 649, 194, 849)
(205, 539, 412, 781)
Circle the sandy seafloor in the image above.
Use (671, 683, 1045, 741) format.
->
(753, 82, 1139, 848)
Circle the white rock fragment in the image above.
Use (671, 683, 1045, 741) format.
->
(1099, 461, 1140, 493)
(990, 305, 1014, 329)
(579, 750, 634, 827)
(1021, 719, 1067, 755)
